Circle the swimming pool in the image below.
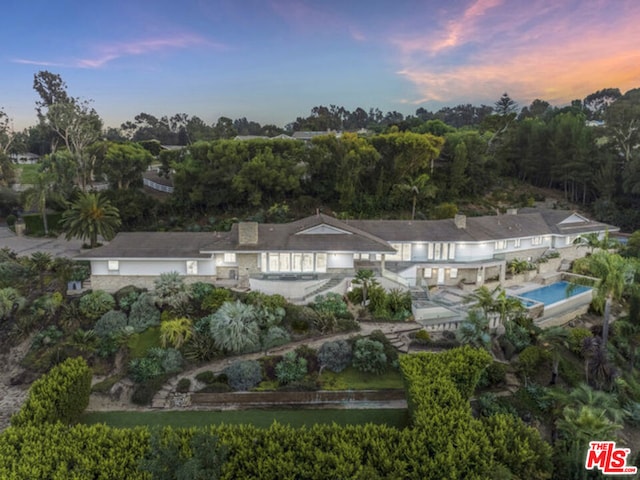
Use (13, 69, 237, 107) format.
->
(518, 281, 592, 307)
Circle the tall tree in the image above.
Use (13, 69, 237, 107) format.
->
(392, 173, 436, 220)
(494, 93, 518, 116)
(94, 142, 153, 189)
(33, 71, 70, 119)
(22, 170, 56, 235)
(60, 192, 121, 248)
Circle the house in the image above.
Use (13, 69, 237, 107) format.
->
(76, 209, 616, 300)
(9, 153, 40, 164)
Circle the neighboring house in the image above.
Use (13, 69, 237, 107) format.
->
(76, 209, 616, 300)
(291, 131, 341, 142)
(142, 170, 174, 193)
(9, 153, 40, 164)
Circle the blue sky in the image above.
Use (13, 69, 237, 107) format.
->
(2, 0, 639, 130)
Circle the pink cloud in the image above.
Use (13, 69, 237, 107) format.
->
(394, 0, 640, 106)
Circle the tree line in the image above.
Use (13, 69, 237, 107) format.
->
(1, 70, 640, 232)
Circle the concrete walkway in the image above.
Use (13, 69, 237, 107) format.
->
(0, 226, 85, 258)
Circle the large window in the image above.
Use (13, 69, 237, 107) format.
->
(495, 240, 506, 250)
(531, 236, 543, 246)
(427, 242, 456, 261)
(107, 260, 119, 272)
(223, 253, 236, 263)
(513, 238, 521, 248)
(262, 252, 327, 273)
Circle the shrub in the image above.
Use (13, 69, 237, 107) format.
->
(153, 271, 192, 311)
(275, 352, 308, 385)
(295, 345, 319, 373)
(197, 383, 232, 393)
(94, 310, 128, 338)
(352, 338, 387, 375)
(129, 356, 163, 383)
(312, 292, 350, 319)
(368, 329, 399, 365)
(114, 285, 144, 312)
(183, 332, 219, 362)
(223, 360, 262, 391)
(477, 362, 508, 389)
(11, 357, 92, 426)
(79, 290, 115, 321)
(189, 281, 214, 304)
(313, 311, 338, 334)
(30, 325, 64, 350)
(336, 316, 360, 332)
(414, 330, 431, 344)
(517, 345, 550, 383)
(176, 378, 191, 393)
(318, 340, 352, 373)
(131, 375, 167, 405)
(260, 326, 291, 350)
(201, 288, 233, 313)
(568, 327, 593, 355)
(283, 304, 318, 333)
(195, 371, 216, 385)
(260, 355, 283, 381)
(128, 293, 161, 332)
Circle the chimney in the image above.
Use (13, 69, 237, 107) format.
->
(238, 222, 258, 245)
(454, 214, 466, 229)
(506, 208, 518, 215)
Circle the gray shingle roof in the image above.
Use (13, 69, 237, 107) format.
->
(203, 213, 395, 253)
(75, 232, 216, 259)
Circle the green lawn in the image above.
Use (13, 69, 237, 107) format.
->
(81, 408, 409, 429)
(19, 164, 40, 184)
(127, 326, 161, 358)
(320, 367, 405, 390)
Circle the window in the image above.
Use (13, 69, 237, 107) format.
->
(316, 253, 327, 273)
(427, 242, 454, 261)
(531, 236, 543, 246)
(269, 253, 279, 271)
(450, 268, 458, 279)
(107, 260, 119, 272)
(423, 268, 432, 278)
(186, 260, 198, 275)
(495, 240, 506, 250)
(302, 253, 314, 272)
(513, 238, 521, 248)
(279, 253, 290, 272)
(402, 244, 412, 261)
(223, 253, 236, 263)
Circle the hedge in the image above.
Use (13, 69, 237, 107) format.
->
(11, 357, 92, 427)
(23, 212, 63, 235)
(0, 348, 553, 479)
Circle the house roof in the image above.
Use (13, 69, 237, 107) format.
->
(77, 209, 617, 260)
(75, 232, 215, 259)
(202, 213, 395, 253)
(347, 209, 616, 243)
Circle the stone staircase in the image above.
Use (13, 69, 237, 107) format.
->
(384, 325, 424, 353)
(302, 277, 343, 301)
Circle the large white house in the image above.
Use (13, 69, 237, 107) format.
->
(77, 208, 617, 300)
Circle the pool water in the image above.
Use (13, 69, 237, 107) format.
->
(518, 281, 591, 306)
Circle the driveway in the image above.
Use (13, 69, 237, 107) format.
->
(0, 226, 85, 258)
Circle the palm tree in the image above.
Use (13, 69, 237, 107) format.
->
(465, 285, 499, 320)
(612, 288, 640, 372)
(581, 251, 635, 346)
(352, 269, 378, 306)
(60, 192, 121, 248)
(393, 173, 436, 220)
(22, 170, 56, 235)
(27, 251, 53, 293)
(208, 300, 260, 354)
(538, 326, 569, 385)
(456, 309, 491, 350)
(573, 230, 619, 254)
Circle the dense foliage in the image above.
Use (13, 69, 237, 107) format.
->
(11, 356, 91, 427)
(0, 347, 556, 479)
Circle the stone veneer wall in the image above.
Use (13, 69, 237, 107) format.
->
(91, 275, 216, 293)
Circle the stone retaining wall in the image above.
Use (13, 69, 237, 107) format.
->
(191, 389, 406, 408)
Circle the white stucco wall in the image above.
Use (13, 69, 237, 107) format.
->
(91, 259, 216, 276)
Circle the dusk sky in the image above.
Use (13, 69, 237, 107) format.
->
(2, 0, 640, 130)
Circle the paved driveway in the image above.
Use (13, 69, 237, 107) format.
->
(0, 227, 85, 258)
